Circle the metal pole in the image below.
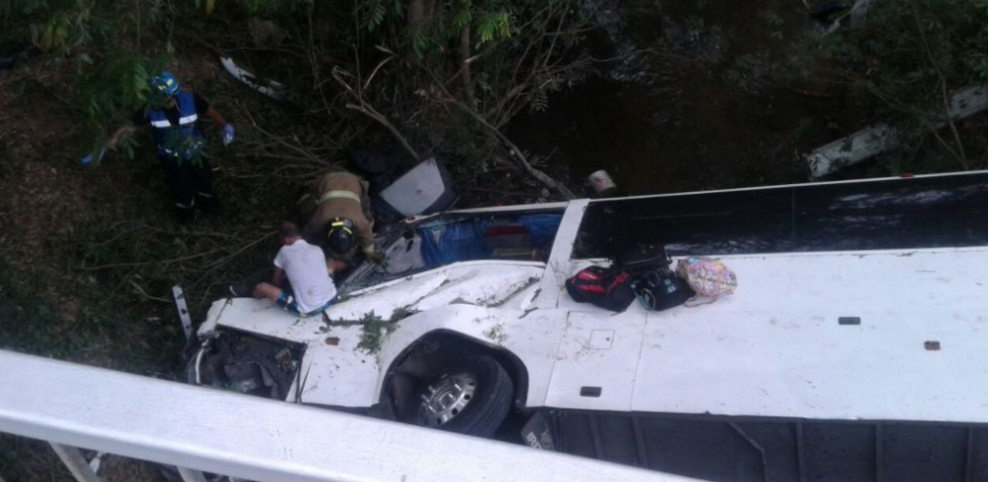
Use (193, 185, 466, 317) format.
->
(49, 443, 101, 482)
(172, 285, 194, 343)
(177, 467, 209, 482)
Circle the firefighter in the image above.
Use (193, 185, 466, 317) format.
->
(108, 71, 235, 223)
(298, 171, 383, 263)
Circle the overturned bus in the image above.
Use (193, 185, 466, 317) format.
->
(186, 171, 988, 482)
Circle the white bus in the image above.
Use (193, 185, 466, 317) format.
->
(187, 171, 988, 482)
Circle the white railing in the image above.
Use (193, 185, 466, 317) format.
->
(0, 349, 704, 482)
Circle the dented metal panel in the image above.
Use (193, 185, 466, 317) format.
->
(201, 262, 553, 408)
(370, 305, 569, 407)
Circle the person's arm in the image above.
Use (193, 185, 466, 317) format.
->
(108, 110, 148, 149)
(204, 106, 228, 127)
(272, 249, 287, 287)
(81, 114, 141, 164)
(208, 106, 235, 146)
(108, 125, 138, 149)
(355, 217, 375, 255)
(272, 267, 286, 288)
(195, 94, 234, 145)
(354, 216, 384, 262)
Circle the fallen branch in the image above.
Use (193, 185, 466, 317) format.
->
(129, 279, 172, 303)
(192, 231, 277, 288)
(332, 64, 421, 161)
(237, 101, 332, 165)
(910, 0, 968, 169)
(84, 248, 227, 271)
(459, 185, 520, 196)
(423, 70, 574, 199)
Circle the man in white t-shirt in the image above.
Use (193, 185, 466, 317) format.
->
(252, 221, 339, 317)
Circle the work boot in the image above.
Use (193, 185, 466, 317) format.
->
(175, 201, 196, 225)
(196, 192, 221, 216)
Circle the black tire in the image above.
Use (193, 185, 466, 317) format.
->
(413, 356, 514, 438)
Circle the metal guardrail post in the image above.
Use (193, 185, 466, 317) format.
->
(177, 467, 209, 482)
(172, 285, 194, 343)
(49, 443, 102, 482)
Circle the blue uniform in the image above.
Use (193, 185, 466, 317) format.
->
(148, 91, 206, 160)
(139, 91, 217, 222)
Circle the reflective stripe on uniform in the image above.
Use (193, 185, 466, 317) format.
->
(178, 114, 198, 125)
(150, 120, 172, 128)
(316, 190, 362, 205)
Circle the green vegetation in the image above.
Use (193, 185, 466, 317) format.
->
(3, 0, 988, 479)
(356, 312, 398, 354)
(807, 0, 988, 171)
(326, 307, 416, 354)
(726, 0, 988, 175)
(0, 0, 984, 401)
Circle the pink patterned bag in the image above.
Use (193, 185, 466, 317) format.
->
(675, 257, 737, 299)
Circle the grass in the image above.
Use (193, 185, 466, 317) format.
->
(0, 50, 329, 365)
(0, 51, 341, 481)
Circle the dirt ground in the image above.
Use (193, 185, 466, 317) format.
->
(0, 29, 560, 477)
(0, 51, 301, 481)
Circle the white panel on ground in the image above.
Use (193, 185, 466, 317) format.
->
(380, 158, 445, 216)
(807, 84, 988, 178)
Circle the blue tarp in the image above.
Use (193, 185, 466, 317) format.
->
(417, 214, 563, 267)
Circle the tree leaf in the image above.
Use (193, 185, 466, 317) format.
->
(454, 9, 472, 29)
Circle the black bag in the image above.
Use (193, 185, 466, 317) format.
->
(615, 243, 671, 275)
(632, 268, 694, 311)
(566, 266, 636, 312)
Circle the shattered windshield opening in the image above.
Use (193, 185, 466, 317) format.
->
(573, 173, 988, 258)
(343, 210, 564, 291)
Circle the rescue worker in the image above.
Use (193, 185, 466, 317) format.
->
(108, 71, 235, 223)
(298, 171, 383, 263)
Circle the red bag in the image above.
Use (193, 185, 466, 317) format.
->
(566, 266, 635, 312)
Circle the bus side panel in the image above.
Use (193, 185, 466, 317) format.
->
(881, 425, 967, 482)
(549, 410, 988, 482)
(802, 422, 874, 482)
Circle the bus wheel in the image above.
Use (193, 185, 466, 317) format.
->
(413, 356, 513, 437)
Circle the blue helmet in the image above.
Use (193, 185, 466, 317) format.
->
(150, 71, 179, 96)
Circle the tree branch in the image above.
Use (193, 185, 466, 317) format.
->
(423, 69, 574, 199)
(909, 0, 968, 168)
(332, 65, 421, 161)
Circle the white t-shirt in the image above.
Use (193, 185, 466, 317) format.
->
(273, 239, 337, 313)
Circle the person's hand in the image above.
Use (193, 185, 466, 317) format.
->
(80, 148, 106, 166)
(222, 124, 235, 146)
(367, 251, 385, 264)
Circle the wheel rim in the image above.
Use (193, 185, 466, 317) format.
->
(417, 371, 478, 427)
